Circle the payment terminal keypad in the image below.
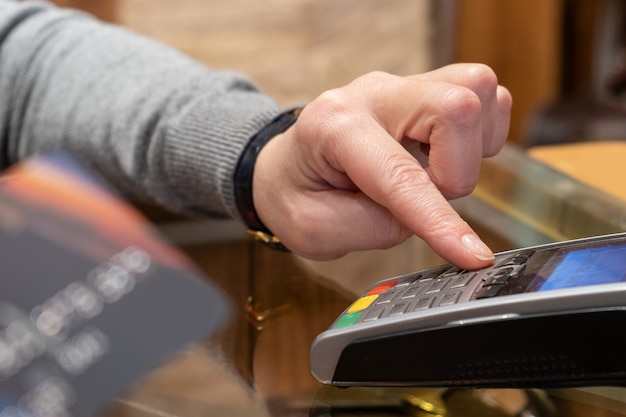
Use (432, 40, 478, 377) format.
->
(332, 250, 533, 329)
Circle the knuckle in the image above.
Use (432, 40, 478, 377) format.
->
(386, 162, 433, 207)
(304, 90, 356, 138)
(362, 70, 392, 82)
(434, 86, 483, 132)
(421, 207, 465, 238)
(463, 63, 499, 93)
(386, 158, 477, 206)
(314, 88, 351, 111)
(441, 87, 482, 121)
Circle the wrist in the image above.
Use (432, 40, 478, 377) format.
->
(233, 107, 302, 251)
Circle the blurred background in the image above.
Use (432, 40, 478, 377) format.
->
(51, 0, 624, 148)
(48, 0, 626, 290)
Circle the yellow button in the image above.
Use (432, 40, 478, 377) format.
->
(347, 294, 378, 314)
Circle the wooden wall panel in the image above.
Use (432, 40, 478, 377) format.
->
(116, 0, 434, 106)
(51, 0, 569, 146)
(454, 0, 564, 144)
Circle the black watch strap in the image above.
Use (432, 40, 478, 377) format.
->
(233, 108, 302, 251)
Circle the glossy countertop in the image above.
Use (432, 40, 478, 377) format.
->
(102, 144, 626, 417)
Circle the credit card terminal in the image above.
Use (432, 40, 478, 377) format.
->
(310, 233, 626, 388)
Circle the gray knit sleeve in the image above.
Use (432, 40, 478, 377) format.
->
(0, 0, 282, 219)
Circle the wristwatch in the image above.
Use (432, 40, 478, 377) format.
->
(233, 108, 302, 251)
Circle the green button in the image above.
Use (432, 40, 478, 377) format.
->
(333, 312, 361, 328)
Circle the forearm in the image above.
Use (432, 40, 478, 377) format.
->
(0, 0, 282, 218)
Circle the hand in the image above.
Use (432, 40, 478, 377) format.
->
(253, 63, 512, 270)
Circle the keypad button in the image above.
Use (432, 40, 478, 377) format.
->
(495, 264, 524, 279)
(508, 264, 525, 278)
(476, 284, 503, 299)
(484, 272, 510, 286)
(347, 294, 378, 313)
(399, 282, 429, 299)
(413, 297, 436, 311)
(399, 286, 420, 299)
(367, 280, 398, 295)
(375, 289, 399, 304)
(449, 272, 477, 289)
(425, 279, 447, 294)
(439, 267, 462, 278)
(420, 267, 447, 280)
(497, 251, 533, 266)
(389, 302, 409, 316)
(333, 312, 361, 328)
(439, 291, 461, 306)
(397, 273, 422, 285)
(363, 305, 386, 321)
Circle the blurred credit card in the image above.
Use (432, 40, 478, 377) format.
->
(0, 152, 230, 417)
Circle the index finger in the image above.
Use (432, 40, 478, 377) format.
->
(328, 114, 494, 269)
(358, 72, 486, 199)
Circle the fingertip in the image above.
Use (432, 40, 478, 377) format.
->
(496, 85, 513, 122)
(483, 85, 513, 157)
(427, 232, 495, 271)
(497, 84, 513, 104)
(461, 233, 494, 262)
(449, 233, 495, 271)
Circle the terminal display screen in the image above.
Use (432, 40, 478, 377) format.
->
(524, 242, 626, 292)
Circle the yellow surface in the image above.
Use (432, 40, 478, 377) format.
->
(529, 141, 626, 202)
(347, 295, 378, 314)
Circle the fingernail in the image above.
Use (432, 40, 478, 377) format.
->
(461, 234, 494, 261)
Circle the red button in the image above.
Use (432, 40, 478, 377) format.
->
(367, 280, 398, 295)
